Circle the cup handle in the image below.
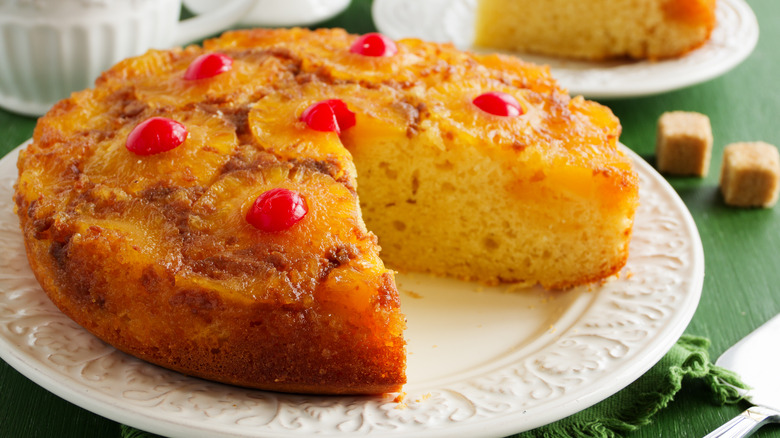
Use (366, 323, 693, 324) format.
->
(173, 0, 256, 46)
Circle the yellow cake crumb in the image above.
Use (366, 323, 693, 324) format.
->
(402, 289, 424, 299)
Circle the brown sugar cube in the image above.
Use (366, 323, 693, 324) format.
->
(720, 142, 780, 208)
(656, 111, 713, 176)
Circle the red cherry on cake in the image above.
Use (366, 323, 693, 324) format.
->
(350, 33, 398, 57)
(300, 99, 356, 134)
(126, 117, 188, 155)
(246, 188, 309, 232)
(183, 53, 233, 80)
(472, 92, 523, 117)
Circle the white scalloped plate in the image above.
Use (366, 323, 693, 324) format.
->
(0, 141, 703, 437)
(372, 0, 758, 99)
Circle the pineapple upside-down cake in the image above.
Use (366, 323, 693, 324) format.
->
(14, 28, 639, 394)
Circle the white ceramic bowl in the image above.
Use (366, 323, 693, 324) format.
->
(0, 0, 255, 116)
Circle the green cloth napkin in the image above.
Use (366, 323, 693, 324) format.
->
(120, 335, 746, 438)
(513, 335, 746, 438)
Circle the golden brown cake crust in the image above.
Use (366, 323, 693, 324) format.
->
(17, 150, 406, 394)
(15, 28, 638, 394)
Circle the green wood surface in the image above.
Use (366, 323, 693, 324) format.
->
(1, 0, 778, 436)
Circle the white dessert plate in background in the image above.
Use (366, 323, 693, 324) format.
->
(372, 0, 758, 99)
(0, 141, 702, 437)
(184, 0, 350, 26)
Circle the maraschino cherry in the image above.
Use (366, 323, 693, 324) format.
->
(246, 188, 308, 232)
(350, 33, 398, 57)
(126, 117, 188, 155)
(301, 99, 356, 134)
(183, 53, 233, 80)
(472, 92, 523, 117)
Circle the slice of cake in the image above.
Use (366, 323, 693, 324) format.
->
(474, 0, 717, 60)
(14, 28, 639, 394)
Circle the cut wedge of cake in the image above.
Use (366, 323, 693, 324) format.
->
(474, 0, 717, 60)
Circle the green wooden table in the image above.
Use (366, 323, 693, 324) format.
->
(1, 0, 779, 436)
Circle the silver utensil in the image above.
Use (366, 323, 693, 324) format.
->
(704, 314, 780, 437)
